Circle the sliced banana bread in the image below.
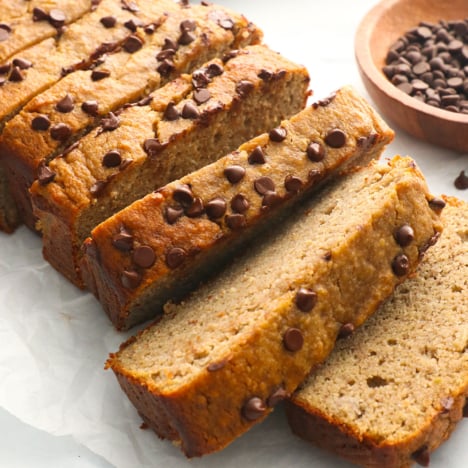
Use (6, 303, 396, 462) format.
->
(80, 85, 394, 330)
(0, 0, 262, 232)
(30, 45, 309, 286)
(107, 156, 443, 457)
(0, 0, 94, 63)
(286, 196, 467, 468)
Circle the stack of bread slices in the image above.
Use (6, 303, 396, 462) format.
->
(0, 1, 465, 467)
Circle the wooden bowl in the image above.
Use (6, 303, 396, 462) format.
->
(355, 0, 468, 153)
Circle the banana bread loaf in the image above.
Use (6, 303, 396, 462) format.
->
(30, 45, 309, 286)
(106, 156, 443, 457)
(80, 85, 394, 330)
(0, 0, 262, 232)
(286, 197, 467, 468)
(0, 0, 94, 63)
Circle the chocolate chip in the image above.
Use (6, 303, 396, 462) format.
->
(100, 112, 120, 132)
(258, 69, 273, 81)
(312, 92, 337, 108)
(242, 397, 266, 421)
(9, 66, 24, 82)
(163, 102, 179, 121)
(37, 163, 56, 185)
(121, 0, 139, 12)
(224, 165, 245, 183)
(55, 94, 74, 113)
(165, 206, 184, 224)
(394, 224, 414, 247)
(454, 170, 468, 190)
(123, 35, 144, 53)
(162, 37, 178, 51)
(283, 327, 304, 352)
(325, 128, 346, 148)
(137, 96, 153, 107)
(144, 23, 157, 34)
(123, 18, 143, 32)
(338, 323, 355, 339)
(181, 101, 200, 119)
(173, 184, 194, 206)
(166, 247, 187, 269)
(112, 229, 133, 251)
(185, 197, 204, 217)
(225, 213, 246, 229)
(207, 360, 227, 372)
(102, 150, 122, 168)
(50, 123, 72, 141)
(392, 254, 410, 276)
(100, 16, 117, 28)
(218, 18, 234, 30)
(49, 9, 66, 27)
(428, 197, 446, 212)
(12, 58, 32, 70)
(307, 142, 326, 161)
(0, 24, 11, 42)
(31, 115, 51, 131)
(143, 138, 164, 157)
(267, 387, 290, 407)
(192, 69, 211, 89)
(157, 59, 174, 77)
(411, 445, 430, 467)
(33, 7, 49, 21)
(230, 193, 249, 213)
(205, 197, 226, 219)
(178, 30, 195, 45)
(269, 127, 287, 142)
(121, 270, 142, 289)
(235, 80, 254, 97)
(91, 69, 111, 81)
(254, 176, 275, 195)
(308, 168, 322, 183)
(0, 63, 11, 74)
(284, 175, 303, 193)
(156, 49, 176, 61)
(262, 191, 281, 208)
(248, 146, 266, 165)
(90, 180, 107, 197)
(206, 62, 224, 77)
(180, 19, 196, 32)
(132, 245, 156, 268)
(81, 100, 99, 116)
(222, 49, 239, 63)
(295, 287, 317, 312)
(193, 88, 211, 105)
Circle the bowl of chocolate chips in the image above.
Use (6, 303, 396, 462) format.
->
(355, 0, 468, 153)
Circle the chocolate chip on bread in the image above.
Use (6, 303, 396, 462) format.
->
(30, 45, 309, 286)
(286, 196, 467, 468)
(106, 156, 443, 457)
(80, 85, 394, 330)
(0, 0, 262, 232)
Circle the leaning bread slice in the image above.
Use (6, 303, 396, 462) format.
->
(81, 85, 394, 330)
(0, 0, 262, 232)
(107, 156, 444, 457)
(286, 196, 467, 468)
(30, 45, 309, 286)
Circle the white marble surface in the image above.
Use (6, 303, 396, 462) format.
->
(0, 1, 466, 467)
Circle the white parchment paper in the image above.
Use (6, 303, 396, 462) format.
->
(1, 1, 467, 467)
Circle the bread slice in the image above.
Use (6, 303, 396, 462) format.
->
(286, 196, 467, 468)
(80, 85, 394, 330)
(107, 156, 443, 457)
(0, 0, 262, 232)
(0, 0, 94, 63)
(30, 45, 309, 286)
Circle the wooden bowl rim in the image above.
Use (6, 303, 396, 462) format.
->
(355, 0, 468, 126)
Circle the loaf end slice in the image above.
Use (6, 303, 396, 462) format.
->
(107, 156, 443, 457)
(81, 85, 394, 330)
(30, 45, 309, 287)
(286, 196, 468, 468)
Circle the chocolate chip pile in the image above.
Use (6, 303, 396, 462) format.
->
(383, 19, 468, 114)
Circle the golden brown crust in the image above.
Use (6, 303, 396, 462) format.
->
(30, 45, 309, 286)
(80, 85, 394, 330)
(286, 198, 468, 468)
(107, 157, 443, 457)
